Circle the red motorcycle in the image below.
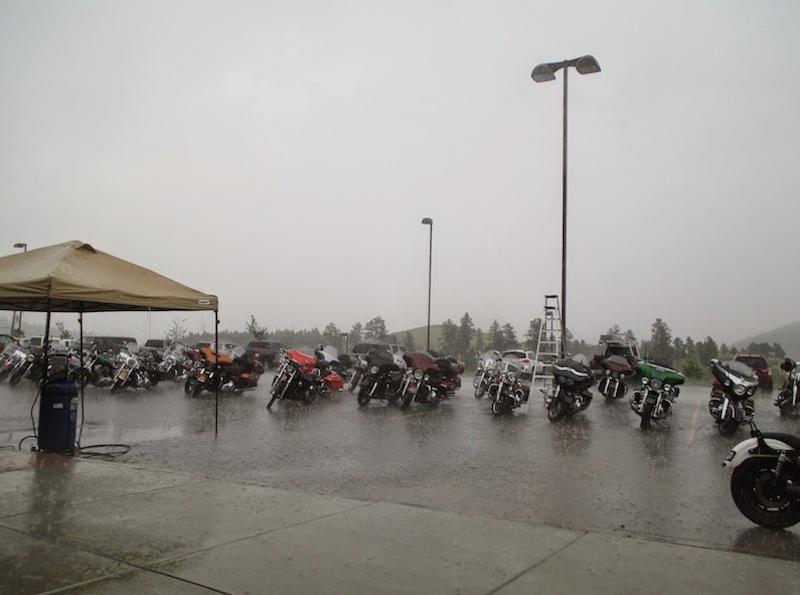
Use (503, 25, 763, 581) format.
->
(268, 348, 344, 408)
(398, 351, 464, 410)
(597, 354, 635, 400)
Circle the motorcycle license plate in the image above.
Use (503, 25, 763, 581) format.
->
(198, 374, 207, 382)
(119, 369, 129, 380)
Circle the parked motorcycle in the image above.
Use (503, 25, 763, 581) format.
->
(597, 354, 634, 400)
(708, 358, 758, 435)
(0, 345, 28, 383)
(110, 346, 153, 392)
(268, 348, 341, 408)
(398, 351, 464, 410)
(543, 354, 595, 422)
(357, 350, 404, 407)
(487, 362, 529, 416)
(9, 351, 44, 387)
(723, 419, 800, 528)
(775, 358, 800, 420)
(630, 361, 684, 429)
(473, 349, 502, 399)
(81, 346, 117, 387)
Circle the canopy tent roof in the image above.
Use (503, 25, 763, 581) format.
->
(0, 241, 218, 313)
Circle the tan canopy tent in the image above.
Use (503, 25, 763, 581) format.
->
(0, 240, 217, 312)
(0, 240, 223, 435)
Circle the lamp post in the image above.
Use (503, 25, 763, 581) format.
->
(421, 218, 433, 352)
(340, 332, 349, 354)
(12, 243, 27, 336)
(531, 55, 600, 356)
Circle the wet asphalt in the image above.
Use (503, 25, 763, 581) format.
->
(2, 374, 799, 562)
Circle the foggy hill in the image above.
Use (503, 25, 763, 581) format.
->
(735, 321, 800, 356)
(389, 324, 443, 351)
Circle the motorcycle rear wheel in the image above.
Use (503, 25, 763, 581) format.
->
(731, 456, 800, 528)
(547, 398, 566, 423)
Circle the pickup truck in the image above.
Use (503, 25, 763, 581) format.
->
(590, 335, 641, 370)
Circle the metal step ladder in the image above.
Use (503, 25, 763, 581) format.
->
(531, 295, 566, 391)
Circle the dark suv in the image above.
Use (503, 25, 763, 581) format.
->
(246, 341, 286, 368)
(734, 354, 772, 390)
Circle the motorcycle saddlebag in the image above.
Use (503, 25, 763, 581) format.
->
(324, 373, 344, 391)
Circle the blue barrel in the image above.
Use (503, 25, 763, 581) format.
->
(38, 380, 78, 454)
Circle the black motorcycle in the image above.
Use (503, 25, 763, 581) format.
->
(544, 355, 595, 423)
(724, 419, 800, 528)
(487, 362, 529, 416)
(776, 357, 800, 420)
(357, 351, 404, 407)
(708, 358, 758, 435)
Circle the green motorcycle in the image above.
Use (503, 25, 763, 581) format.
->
(630, 361, 685, 429)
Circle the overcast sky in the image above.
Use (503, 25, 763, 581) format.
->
(1, 1, 798, 345)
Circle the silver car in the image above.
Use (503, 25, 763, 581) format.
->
(501, 350, 542, 379)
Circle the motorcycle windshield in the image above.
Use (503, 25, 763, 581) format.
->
(404, 352, 435, 371)
(711, 360, 759, 387)
(636, 361, 685, 386)
(366, 352, 396, 369)
(603, 354, 633, 374)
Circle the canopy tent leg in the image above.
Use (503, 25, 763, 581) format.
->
(215, 310, 219, 435)
(78, 311, 85, 447)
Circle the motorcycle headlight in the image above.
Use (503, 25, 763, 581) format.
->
(424, 374, 430, 382)
(477, 361, 484, 370)
(557, 375, 566, 384)
(747, 388, 755, 396)
(664, 384, 671, 392)
(414, 368, 424, 380)
(486, 360, 496, 371)
(650, 378, 663, 390)
(370, 365, 379, 375)
(359, 360, 368, 370)
(507, 372, 516, 382)
(641, 377, 649, 385)
(566, 378, 574, 386)
(733, 384, 746, 396)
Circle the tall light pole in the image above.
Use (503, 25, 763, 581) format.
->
(531, 55, 600, 356)
(12, 243, 27, 336)
(421, 218, 433, 352)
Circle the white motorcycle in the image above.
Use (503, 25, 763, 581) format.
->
(723, 420, 800, 528)
(473, 350, 501, 399)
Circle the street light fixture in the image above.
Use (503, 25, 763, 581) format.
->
(12, 243, 27, 336)
(531, 55, 600, 356)
(421, 218, 433, 352)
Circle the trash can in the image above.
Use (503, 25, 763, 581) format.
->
(37, 380, 78, 454)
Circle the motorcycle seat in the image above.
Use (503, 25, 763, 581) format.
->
(761, 432, 800, 452)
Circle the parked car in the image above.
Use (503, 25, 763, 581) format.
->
(500, 349, 541, 380)
(733, 354, 773, 390)
(245, 340, 287, 368)
(143, 338, 167, 352)
(87, 336, 138, 354)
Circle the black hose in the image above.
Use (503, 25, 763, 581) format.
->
(76, 443, 131, 459)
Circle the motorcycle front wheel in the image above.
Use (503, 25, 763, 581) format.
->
(717, 418, 740, 436)
(348, 371, 361, 393)
(640, 402, 654, 430)
(547, 398, 566, 423)
(731, 456, 800, 528)
(357, 386, 371, 407)
(779, 400, 800, 420)
(8, 369, 24, 387)
(475, 383, 486, 399)
(110, 379, 123, 393)
(491, 399, 508, 417)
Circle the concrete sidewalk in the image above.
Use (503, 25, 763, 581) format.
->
(1, 449, 798, 595)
